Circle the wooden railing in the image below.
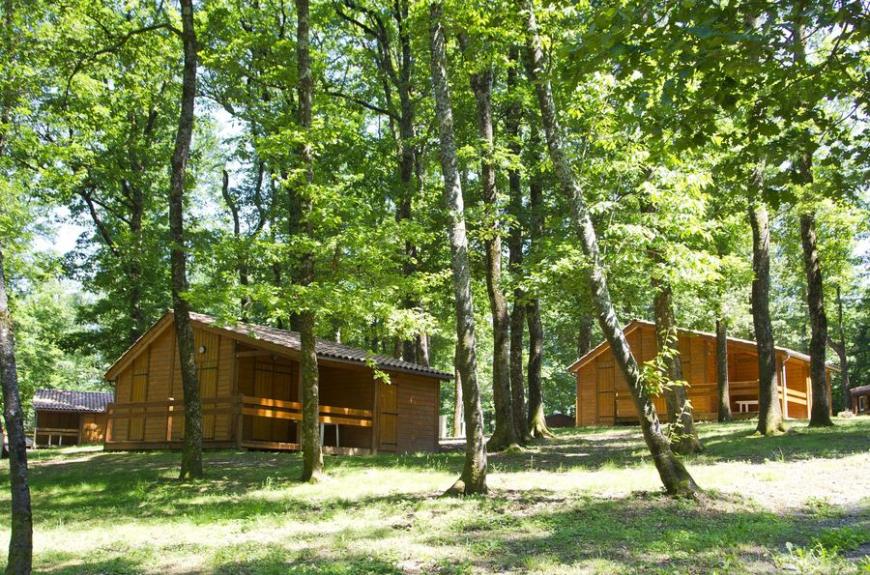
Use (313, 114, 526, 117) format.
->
(33, 427, 79, 447)
(105, 398, 234, 444)
(105, 396, 373, 447)
(239, 395, 372, 427)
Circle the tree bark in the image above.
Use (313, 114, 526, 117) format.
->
(652, 279, 702, 454)
(506, 46, 528, 442)
(170, 0, 203, 480)
(716, 319, 732, 422)
(459, 40, 517, 452)
(521, 0, 698, 496)
(453, 343, 464, 437)
(0, 249, 33, 575)
(800, 211, 833, 426)
(1, 3, 33, 567)
(791, 4, 832, 427)
(577, 314, 594, 358)
(296, 0, 324, 482)
(525, 145, 552, 439)
(748, 197, 785, 435)
(428, 1, 486, 495)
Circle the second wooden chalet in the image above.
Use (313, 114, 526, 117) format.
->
(103, 311, 451, 454)
(569, 319, 833, 426)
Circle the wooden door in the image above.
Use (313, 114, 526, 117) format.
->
(597, 363, 616, 425)
(377, 382, 398, 452)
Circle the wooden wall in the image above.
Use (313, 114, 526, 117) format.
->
(574, 323, 819, 426)
(320, 365, 373, 449)
(108, 318, 444, 453)
(394, 373, 439, 453)
(237, 350, 298, 444)
(110, 325, 236, 447)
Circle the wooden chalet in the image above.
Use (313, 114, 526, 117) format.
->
(103, 311, 451, 454)
(569, 319, 833, 426)
(849, 385, 870, 415)
(32, 389, 113, 447)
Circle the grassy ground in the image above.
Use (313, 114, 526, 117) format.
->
(1, 417, 868, 574)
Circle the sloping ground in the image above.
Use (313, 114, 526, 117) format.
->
(1, 418, 868, 574)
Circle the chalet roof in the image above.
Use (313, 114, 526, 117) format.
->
(567, 319, 819, 373)
(849, 385, 870, 396)
(105, 311, 452, 381)
(33, 389, 113, 413)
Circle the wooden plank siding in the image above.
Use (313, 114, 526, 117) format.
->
(573, 321, 830, 427)
(105, 316, 444, 454)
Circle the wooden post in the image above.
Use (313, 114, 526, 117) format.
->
(781, 359, 789, 419)
(105, 406, 114, 445)
(166, 402, 174, 442)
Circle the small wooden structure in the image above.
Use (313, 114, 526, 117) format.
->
(849, 385, 870, 415)
(32, 389, 112, 447)
(103, 311, 451, 454)
(569, 320, 833, 426)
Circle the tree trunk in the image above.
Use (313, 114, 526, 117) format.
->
(716, 319, 732, 422)
(461, 46, 517, 452)
(0, 249, 33, 575)
(828, 286, 850, 411)
(453, 344, 464, 437)
(652, 280, 702, 454)
(525, 148, 552, 439)
(577, 314, 593, 358)
(748, 197, 785, 435)
(170, 0, 203, 480)
(1, 3, 34, 567)
(506, 47, 527, 442)
(791, 6, 832, 427)
(428, 1, 487, 495)
(521, 0, 698, 497)
(296, 0, 323, 483)
(800, 211, 833, 426)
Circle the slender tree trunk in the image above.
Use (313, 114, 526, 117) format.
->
(828, 286, 850, 411)
(525, 149, 552, 439)
(127, 187, 145, 344)
(577, 314, 593, 358)
(748, 197, 785, 435)
(800, 211, 833, 426)
(428, 1, 486, 495)
(791, 6, 832, 427)
(0, 4, 33, 566)
(652, 280, 702, 454)
(521, 0, 698, 496)
(506, 47, 527, 441)
(460, 45, 517, 451)
(0, 249, 33, 575)
(296, 0, 323, 482)
(170, 0, 203, 480)
(716, 319, 732, 422)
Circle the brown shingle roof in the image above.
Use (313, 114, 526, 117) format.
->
(33, 389, 113, 413)
(189, 312, 452, 380)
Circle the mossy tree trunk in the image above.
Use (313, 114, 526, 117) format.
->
(520, 0, 698, 496)
(428, 1, 487, 495)
(748, 197, 785, 435)
(296, 0, 324, 482)
(170, 0, 203, 481)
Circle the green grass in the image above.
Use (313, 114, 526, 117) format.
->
(2, 417, 869, 574)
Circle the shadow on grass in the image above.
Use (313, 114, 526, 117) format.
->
(428, 491, 869, 574)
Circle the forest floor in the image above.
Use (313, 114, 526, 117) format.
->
(1, 417, 868, 575)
